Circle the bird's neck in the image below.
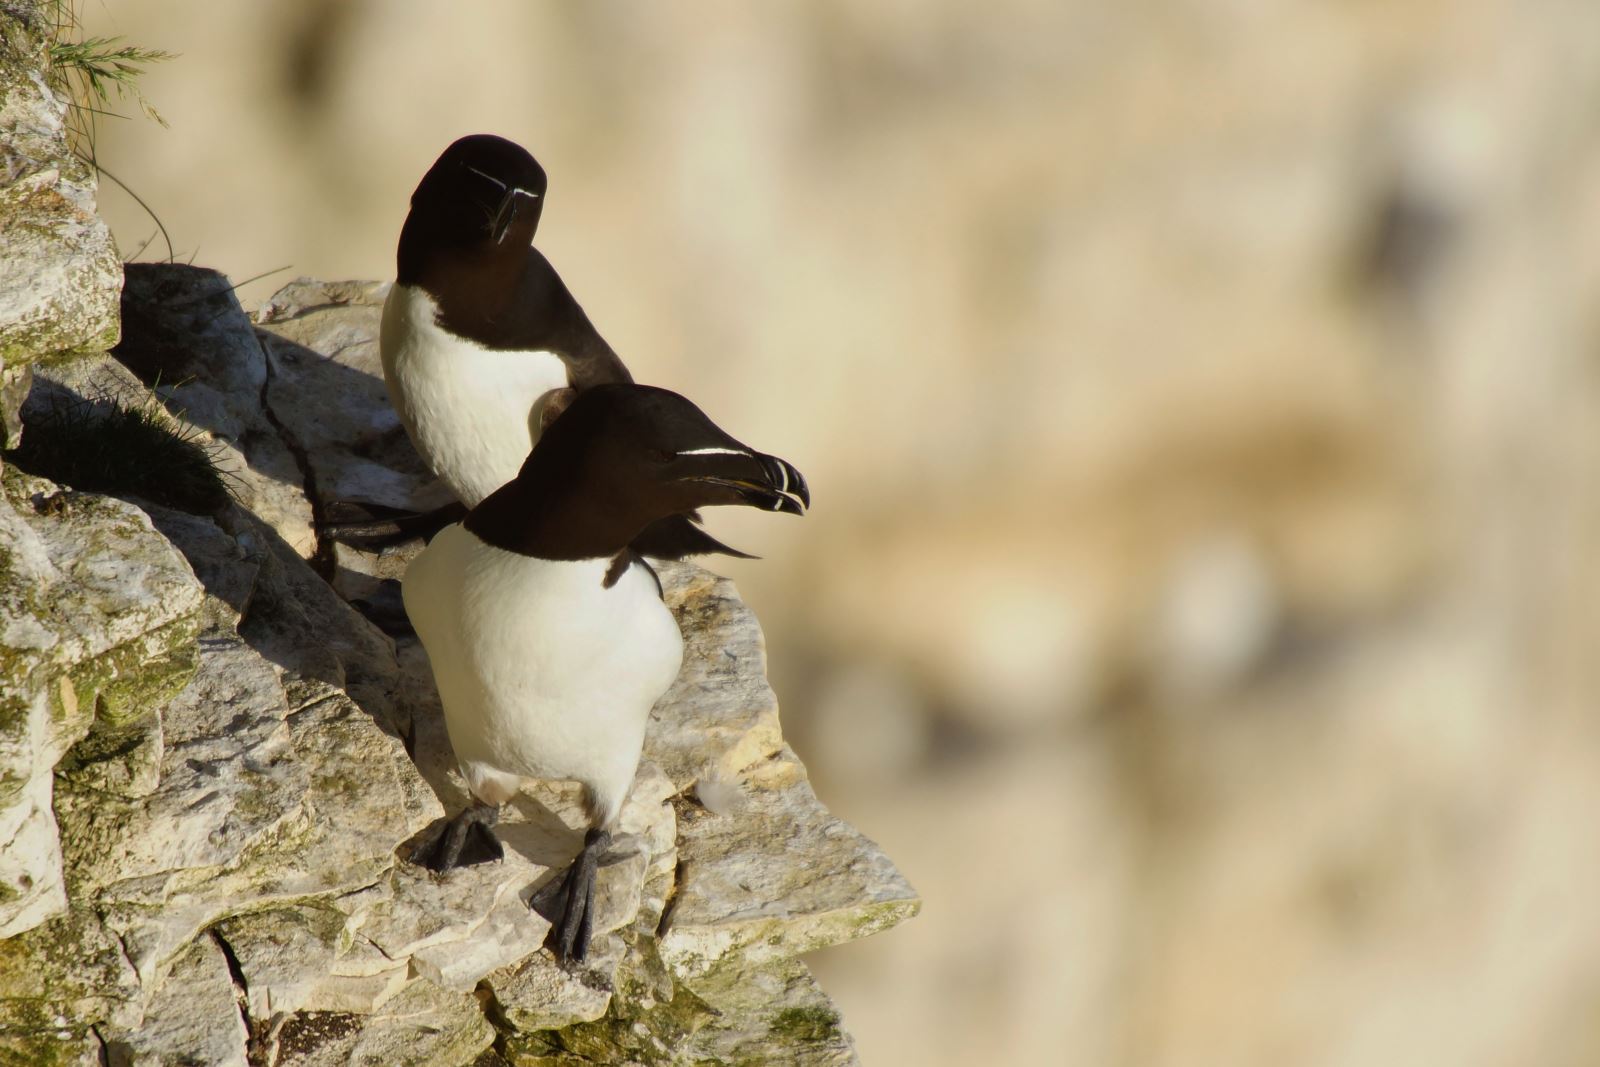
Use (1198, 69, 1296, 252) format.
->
(397, 222, 531, 325)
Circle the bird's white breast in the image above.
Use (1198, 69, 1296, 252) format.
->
(381, 284, 570, 506)
(402, 526, 685, 823)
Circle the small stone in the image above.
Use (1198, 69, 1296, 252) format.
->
(487, 933, 629, 1033)
(308, 958, 411, 1016)
(355, 852, 544, 962)
(0, 355, 31, 449)
(659, 748, 920, 981)
(646, 562, 786, 788)
(680, 955, 858, 1067)
(100, 935, 248, 1067)
(267, 978, 493, 1067)
(116, 264, 317, 556)
(216, 906, 348, 1019)
(409, 887, 551, 994)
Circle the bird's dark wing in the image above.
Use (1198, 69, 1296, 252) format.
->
(323, 499, 469, 547)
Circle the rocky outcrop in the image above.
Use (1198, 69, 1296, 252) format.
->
(0, 19, 915, 1057)
(0, 468, 203, 938)
(0, 4, 121, 370)
(0, 255, 916, 1063)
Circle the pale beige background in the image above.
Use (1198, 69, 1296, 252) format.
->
(80, 2, 1600, 1064)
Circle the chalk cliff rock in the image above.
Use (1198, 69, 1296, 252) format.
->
(0, 255, 918, 1064)
(0, 18, 917, 1054)
(0, 4, 119, 372)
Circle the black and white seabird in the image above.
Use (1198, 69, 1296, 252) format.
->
(403, 384, 808, 963)
(332, 133, 740, 559)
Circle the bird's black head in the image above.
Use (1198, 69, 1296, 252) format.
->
(466, 384, 809, 560)
(397, 134, 548, 283)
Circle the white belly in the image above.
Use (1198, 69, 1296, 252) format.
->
(402, 526, 685, 825)
(381, 284, 570, 505)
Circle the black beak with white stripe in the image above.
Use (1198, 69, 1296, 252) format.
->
(669, 447, 809, 516)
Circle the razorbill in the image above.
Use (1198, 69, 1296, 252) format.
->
(332, 133, 739, 559)
(403, 383, 808, 963)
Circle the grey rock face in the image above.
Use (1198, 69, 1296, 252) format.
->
(0, 264, 917, 1065)
(252, 276, 917, 1061)
(252, 277, 453, 614)
(116, 264, 317, 557)
(101, 935, 249, 1067)
(0, 465, 204, 939)
(648, 563, 788, 788)
(0, 356, 29, 449)
(680, 955, 859, 1067)
(262, 979, 493, 1067)
(254, 278, 449, 518)
(0, 6, 121, 365)
(659, 746, 920, 981)
(0, 906, 144, 1052)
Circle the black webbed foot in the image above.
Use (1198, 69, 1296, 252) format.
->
(542, 827, 611, 964)
(417, 803, 503, 872)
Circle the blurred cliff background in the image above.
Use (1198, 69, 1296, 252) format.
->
(78, 1, 1600, 1063)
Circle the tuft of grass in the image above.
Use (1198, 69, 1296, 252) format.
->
(43, 2, 174, 135)
(43, 0, 177, 261)
(5, 392, 234, 515)
(47, 36, 174, 126)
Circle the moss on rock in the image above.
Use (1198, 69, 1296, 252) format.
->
(495, 938, 714, 1066)
(53, 612, 198, 797)
(0, 907, 140, 1037)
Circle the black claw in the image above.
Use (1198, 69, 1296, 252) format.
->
(418, 804, 503, 872)
(548, 828, 610, 964)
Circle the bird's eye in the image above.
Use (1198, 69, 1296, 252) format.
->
(649, 448, 676, 465)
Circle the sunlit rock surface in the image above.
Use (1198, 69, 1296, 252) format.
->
(0, 468, 203, 940)
(0, 256, 916, 1064)
(0, 4, 120, 366)
(1, 18, 914, 1051)
(48, 3, 1600, 1063)
(115, 265, 317, 558)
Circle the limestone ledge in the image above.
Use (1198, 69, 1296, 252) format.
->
(0, 268, 918, 1066)
(0, 4, 122, 366)
(0, 463, 204, 941)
